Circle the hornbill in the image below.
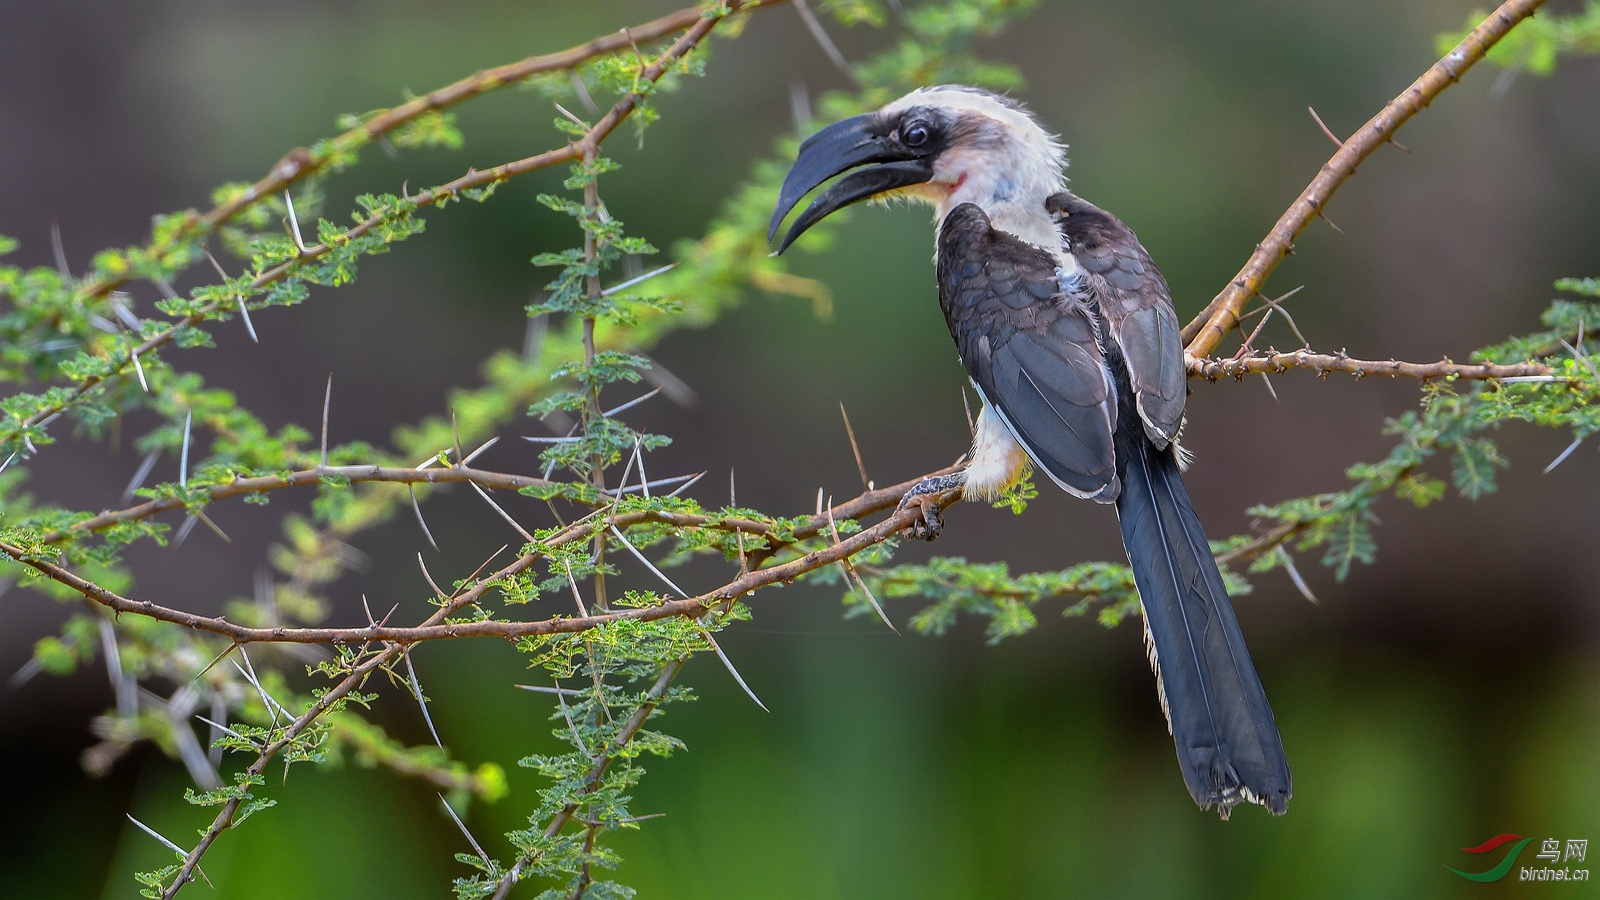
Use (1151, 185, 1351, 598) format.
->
(768, 86, 1291, 817)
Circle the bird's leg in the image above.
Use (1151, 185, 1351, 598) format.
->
(898, 399, 1032, 540)
(896, 469, 967, 541)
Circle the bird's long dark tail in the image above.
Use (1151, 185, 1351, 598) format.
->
(1114, 428, 1292, 817)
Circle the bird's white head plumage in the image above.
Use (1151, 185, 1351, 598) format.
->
(880, 86, 1067, 244)
(768, 86, 1070, 254)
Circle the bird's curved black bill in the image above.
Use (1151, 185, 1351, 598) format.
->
(768, 114, 932, 255)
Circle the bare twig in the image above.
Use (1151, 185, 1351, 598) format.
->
(1183, 0, 1547, 355)
(1188, 349, 1556, 382)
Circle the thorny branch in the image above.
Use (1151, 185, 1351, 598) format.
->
(49, 6, 779, 896)
(1180, 0, 1548, 357)
(1187, 349, 1557, 382)
(7, 0, 775, 453)
(110, 463, 952, 897)
(71, 1, 762, 308)
(3, 472, 962, 648)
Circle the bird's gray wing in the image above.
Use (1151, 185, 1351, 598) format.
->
(1048, 192, 1185, 447)
(937, 202, 1118, 500)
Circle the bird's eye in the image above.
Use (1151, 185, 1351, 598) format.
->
(901, 121, 930, 148)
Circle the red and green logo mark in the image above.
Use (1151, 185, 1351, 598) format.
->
(1447, 834, 1536, 882)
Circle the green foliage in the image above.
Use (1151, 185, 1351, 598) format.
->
(860, 556, 1140, 642)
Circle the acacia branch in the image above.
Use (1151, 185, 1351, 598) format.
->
(159, 638, 400, 899)
(2, 474, 961, 646)
(10, 0, 771, 447)
(51, 463, 557, 542)
(1182, 0, 1546, 357)
(1187, 349, 1556, 382)
(150, 500, 605, 897)
(126, 470, 952, 896)
(72, 1, 752, 307)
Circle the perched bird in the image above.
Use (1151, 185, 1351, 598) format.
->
(768, 86, 1290, 817)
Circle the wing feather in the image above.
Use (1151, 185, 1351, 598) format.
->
(1048, 192, 1186, 447)
(937, 203, 1118, 500)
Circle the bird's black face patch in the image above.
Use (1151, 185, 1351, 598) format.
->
(886, 107, 953, 157)
(767, 109, 948, 254)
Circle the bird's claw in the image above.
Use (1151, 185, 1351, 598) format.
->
(896, 473, 964, 541)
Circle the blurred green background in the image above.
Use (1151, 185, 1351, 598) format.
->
(0, 1, 1597, 897)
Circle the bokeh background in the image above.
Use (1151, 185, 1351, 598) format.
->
(1, 1, 1597, 897)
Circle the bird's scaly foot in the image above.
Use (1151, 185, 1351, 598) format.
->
(896, 473, 966, 541)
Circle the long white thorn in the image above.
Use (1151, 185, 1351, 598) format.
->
(1545, 436, 1584, 474)
(789, 79, 812, 134)
(233, 647, 292, 727)
(417, 553, 447, 600)
(192, 509, 232, 544)
(173, 514, 200, 547)
(601, 385, 664, 418)
(131, 349, 149, 392)
(469, 482, 535, 543)
(195, 713, 255, 748)
(50, 223, 71, 279)
(440, 795, 494, 871)
(569, 70, 599, 113)
(516, 683, 587, 697)
(829, 502, 896, 633)
(461, 435, 498, 466)
(609, 524, 686, 597)
(404, 651, 444, 750)
(123, 449, 160, 503)
(237, 292, 258, 343)
(409, 486, 440, 551)
(633, 437, 650, 499)
(127, 815, 195, 874)
(666, 471, 706, 498)
(320, 375, 333, 468)
(555, 688, 594, 760)
(791, 0, 855, 78)
(701, 629, 768, 712)
(284, 190, 307, 254)
(99, 619, 137, 719)
(205, 694, 228, 765)
(563, 560, 588, 617)
(1277, 548, 1318, 606)
(600, 262, 678, 298)
(607, 472, 699, 497)
(1259, 372, 1280, 403)
(201, 246, 251, 362)
(126, 814, 212, 889)
(179, 410, 192, 487)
